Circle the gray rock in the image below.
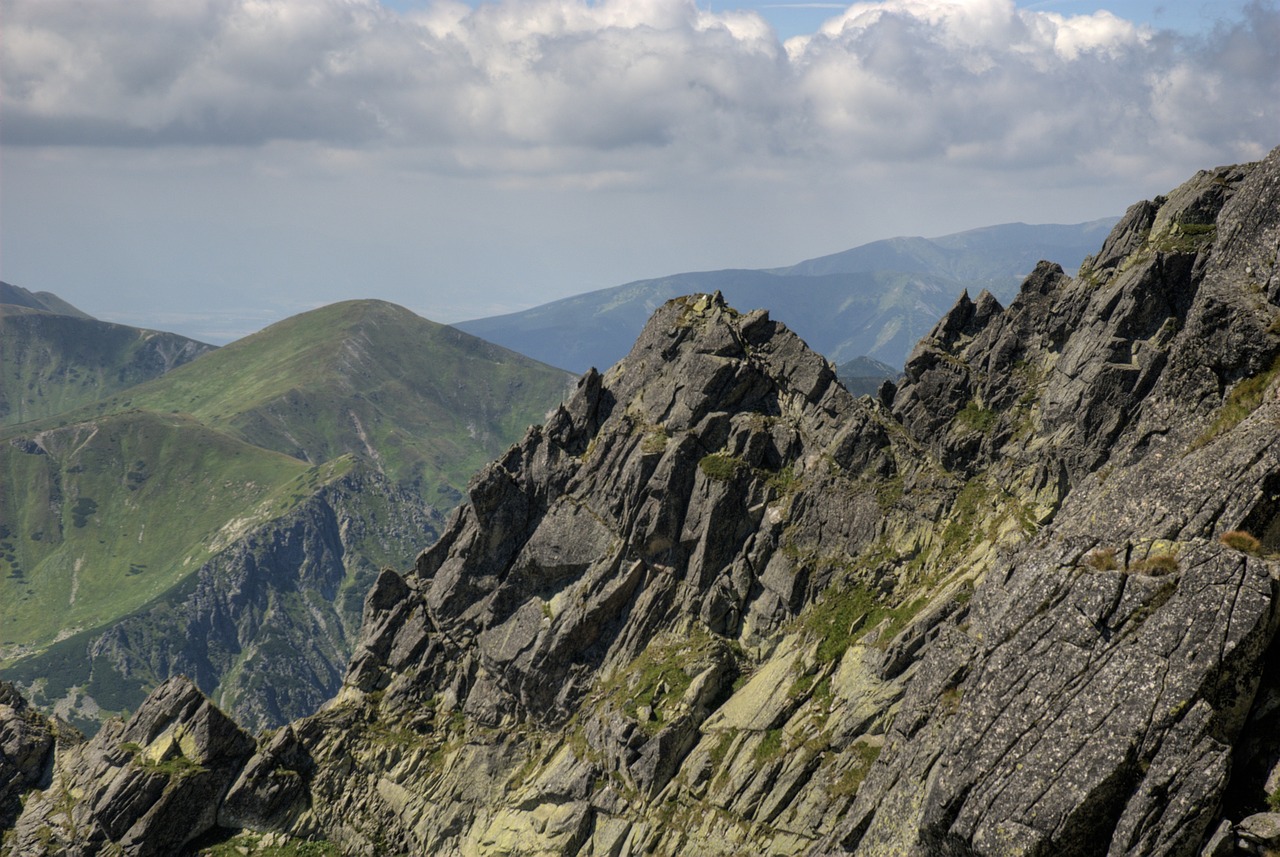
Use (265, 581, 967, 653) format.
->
(9, 676, 254, 856)
(219, 724, 314, 831)
(1201, 819, 1234, 857)
(823, 146, 1280, 856)
(1237, 812, 1280, 846)
(0, 681, 57, 828)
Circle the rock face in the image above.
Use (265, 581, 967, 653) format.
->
(285, 290, 893, 854)
(0, 682, 58, 829)
(9, 676, 253, 856)
(5, 146, 1280, 856)
(832, 156, 1280, 857)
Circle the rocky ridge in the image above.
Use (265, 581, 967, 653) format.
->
(4, 146, 1280, 855)
(10, 676, 254, 856)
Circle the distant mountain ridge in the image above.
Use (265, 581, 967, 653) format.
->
(0, 282, 93, 319)
(0, 283, 214, 426)
(455, 219, 1117, 374)
(835, 356, 899, 396)
(770, 219, 1116, 279)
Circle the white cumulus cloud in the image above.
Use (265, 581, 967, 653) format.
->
(2, 0, 1275, 182)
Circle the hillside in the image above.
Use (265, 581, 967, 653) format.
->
(0, 410, 309, 660)
(5, 149, 1279, 857)
(455, 219, 1115, 373)
(0, 408, 431, 733)
(0, 300, 573, 733)
(0, 282, 93, 318)
(0, 289, 214, 426)
(122, 299, 573, 507)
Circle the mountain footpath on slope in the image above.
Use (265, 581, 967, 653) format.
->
(3, 148, 1280, 856)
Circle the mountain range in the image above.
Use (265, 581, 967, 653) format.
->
(0, 220, 1120, 736)
(2, 147, 1277, 856)
(455, 219, 1116, 374)
(0, 296, 571, 733)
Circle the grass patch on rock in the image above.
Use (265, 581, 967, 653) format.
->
(1128, 553, 1179, 575)
(1192, 356, 1280, 450)
(954, 401, 997, 435)
(699, 452, 743, 482)
(753, 728, 785, 763)
(804, 582, 885, 665)
(194, 832, 339, 857)
(595, 630, 723, 734)
(831, 741, 881, 797)
(1084, 548, 1120, 571)
(1220, 530, 1262, 554)
(802, 581, 926, 665)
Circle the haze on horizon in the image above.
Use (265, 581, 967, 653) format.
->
(1, 0, 1277, 345)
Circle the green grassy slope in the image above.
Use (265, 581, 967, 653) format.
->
(122, 300, 573, 507)
(0, 410, 314, 662)
(0, 281, 93, 318)
(0, 305, 214, 426)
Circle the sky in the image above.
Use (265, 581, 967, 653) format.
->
(2, 0, 1277, 344)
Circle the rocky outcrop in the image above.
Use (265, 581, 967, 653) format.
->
(8, 676, 253, 856)
(0, 682, 58, 829)
(6, 147, 1280, 855)
(267, 290, 924, 854)
(823, 151, 1280, 854)
(839, 541, 1279, 856)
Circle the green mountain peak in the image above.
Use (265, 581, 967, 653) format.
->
(123, 298, 573, 506)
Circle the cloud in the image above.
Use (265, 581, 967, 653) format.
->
(2, 0, 1277, 183)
